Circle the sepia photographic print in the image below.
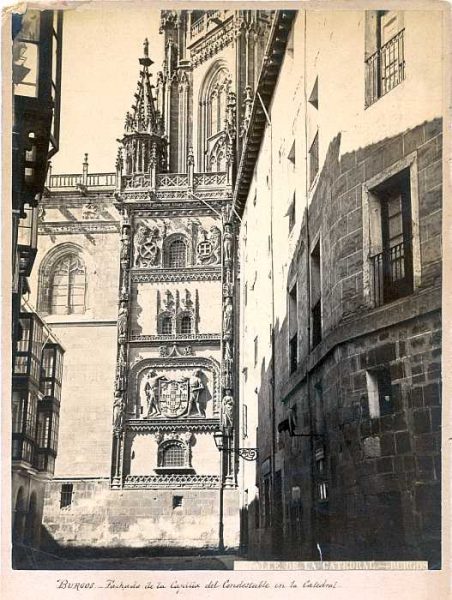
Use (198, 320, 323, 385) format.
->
(5, 0, 450, 594)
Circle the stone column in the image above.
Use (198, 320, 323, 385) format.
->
(111, 210, 132, 489)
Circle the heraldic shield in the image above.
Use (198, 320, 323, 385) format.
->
(159, 379, 189, 418)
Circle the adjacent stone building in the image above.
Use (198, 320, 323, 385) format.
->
(11, 8, 64, 562)
(234, 9, 443, 565)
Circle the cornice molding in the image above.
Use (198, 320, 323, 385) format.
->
(127, 419, 220, 433)
(39, 221, 120, 234)
(131, 269, 222, 283)
(129, 333, 221, 343)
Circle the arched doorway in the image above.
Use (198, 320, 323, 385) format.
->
(12, 487, 26, 544)
(24, 491, 39, 547)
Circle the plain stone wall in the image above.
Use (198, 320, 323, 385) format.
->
(42, 479, 239, 550)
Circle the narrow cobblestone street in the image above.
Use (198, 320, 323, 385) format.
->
(14, 545, 242, 570)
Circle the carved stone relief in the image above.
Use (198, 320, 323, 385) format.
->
(140, 369, 208, 419)
(196, 225, 221, 265)
(134, 224, 163, 267)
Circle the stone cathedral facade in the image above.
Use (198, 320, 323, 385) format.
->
(31, 10, 272, 550)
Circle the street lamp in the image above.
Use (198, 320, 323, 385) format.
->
(213, 427, 258, 554)
(213, 427, 259, 461)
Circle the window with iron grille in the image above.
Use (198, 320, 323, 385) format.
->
(168, 240, 187, 268)
(161, 316, 173, 335)
(161, 442, 186, 468)
(318, 481, 328, 502)
(60, 483, 73, 508)
(49, 253, 86, 315)
(365, 11, 405, 107)
(179, 315, 192, 335)
(369, 169, 413, 306)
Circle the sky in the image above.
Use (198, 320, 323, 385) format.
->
(51, 5, 164, 174)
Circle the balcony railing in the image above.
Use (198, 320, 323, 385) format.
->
(86, 172, 116, 187)
(48, 173, 83, 188)
(371, 239, 413, 307)
(366, 29, 405, 106)
(190, 10, 225, 39)
(48, 169, 230, 192)
(155, 173, 188, 187)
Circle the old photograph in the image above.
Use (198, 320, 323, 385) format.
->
(9, 3, 444, 572)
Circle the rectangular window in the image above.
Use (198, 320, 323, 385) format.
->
(288, 283, 298, 373)
(309, 131, 319, 186)
(310, 239, 322, 348)
(288, 193, 296, 232)
(288, 140, 296, 164)
(60, 483, 73, 509)
(365, 11, 405, 106)
(318, 481, 328, 502)
(369, 168, 413, 306)
(242, 404, 248, 438)
(263, 476, 271, 528)
(172, 495, 183, 509)
(254, 336, 258, 367)
(366, 366, 394, 418)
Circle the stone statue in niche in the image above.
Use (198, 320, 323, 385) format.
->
(222, 391, 234, 428)
(187, 370, 205, 417)
(224, 339, 233, 360)
(210, 226, 222, 264)
(144, 371, 167, 417)
(181, 289, 193, 310)
(120, 227, 131, 263)
(113, 391, 125, 429)
(117, 301, 128, 340)
(134, 224, 162, 268)
(163, 289, 175, 311)
(223, 297, 233, 337)
(223, 223, 233, 263)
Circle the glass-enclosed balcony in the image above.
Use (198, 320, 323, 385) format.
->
(12, 309, 64, 473)
(40, 343, 63, 401)
(13, 312, 45, 385)
(17, 204, 38, 276)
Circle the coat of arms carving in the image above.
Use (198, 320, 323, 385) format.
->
(158, 379, 190, 418)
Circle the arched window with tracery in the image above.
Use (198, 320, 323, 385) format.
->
(49, 253, 86, 315)
(39, 246, 87, 316)
(199, 63, 231, 171)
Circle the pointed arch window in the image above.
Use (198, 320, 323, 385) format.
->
(199, 63, 231, 170)
(49, 253, 86, 315)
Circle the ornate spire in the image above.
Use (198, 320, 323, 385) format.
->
(125, 39, 160, 135)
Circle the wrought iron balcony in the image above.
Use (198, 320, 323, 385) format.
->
(371, 238, 413, 307)
(366, 29, 405, 106)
